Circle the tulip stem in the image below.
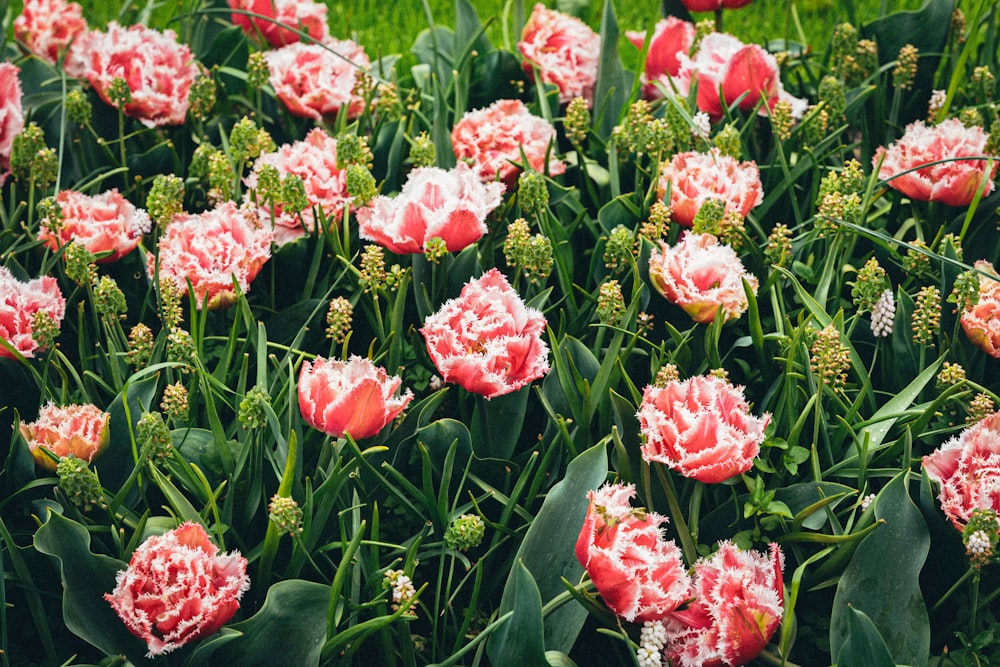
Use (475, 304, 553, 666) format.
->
(654, 464, 697, 565)
(758, 648, 802, 667)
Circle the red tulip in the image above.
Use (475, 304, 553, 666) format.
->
(19, 402, 110, 471)
(576, 483, 691, 622)
(420, 269, 549, 399)
(627, 17, 696, 99)
(923, 410, 1000, 531)
(105, 522, 250, 657)
(39, 189, 151, 263)
(0, 265, 65, 360)
(228, 0, 329, 48)
(875, 118, 998, 207)
(638, 374, 768, 483)
(663, 541, 784, 667)
(298, 355, 413, 440)
(357, 163, 504, 255)
(647, 232, 759, 325)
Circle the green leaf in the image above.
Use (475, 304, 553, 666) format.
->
(192, 580, 329, 666)
(470, 386, 530, 460)
(593, 0, 629, 140)
(835, 606, 896, 667)
(32, 511, 147, 660)
(830, 471, 930, 666)
(498, 441, 608, 653)
(99, 374, 158, 491)
(487, 560, 549, 667)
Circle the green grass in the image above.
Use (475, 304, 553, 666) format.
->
(19, 0, 928, 67)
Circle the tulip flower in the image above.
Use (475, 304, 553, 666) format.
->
(298, 355, 413, 440)
(638, 374, 769, 483)
(420, 268, 549, 399)
(19, 402, 110, 472)
(106, 522, 250, 656)
(576, 482, 691, 622)
(39, 189, 151, 263)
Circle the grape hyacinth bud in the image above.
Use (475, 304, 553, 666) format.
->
(128, 323, 154, 370)
(137, 411, 173, 460)
(239, 385, 271, 430)
(444, 513, 485, 551)
(229, 117, 275, 164)
(409, 132, 435, 167)
(852, 257, 889, 311)
(57, 455, 107, 512)
(94, 276, 127, 319)
(603, 225, 635, 271)
(765, 223, 793, 267)
(596, 280, 625, 325)
(654, 363, 680, 386)
(146, 174, 185, 228)
(335, 133, 373, 169)
(325, 296, 354, 343)
(188, 73, 218, 122)
(811, 324, 851, 388)
(912, 285, 941, 347)
(713, 124, 742, 159)
(66, 89, 92, 125)
(167, 328, 197, 372)
(160, 382, 189, 422)
(564, 97, 591, 145)
(870, 289, 896, 338)
(968, 393, 996, 424)
(268, 495, 304, 536)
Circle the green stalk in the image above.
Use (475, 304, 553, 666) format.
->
(654, 464, 696, 565)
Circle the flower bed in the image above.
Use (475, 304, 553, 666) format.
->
(2, 0, 1000, 664)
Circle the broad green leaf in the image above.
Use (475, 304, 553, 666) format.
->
(499, 441, 608, 653)
(470, 386, 530, 460)
(487, 560, 549, 667)
(835, 606, 896, 667)
(830, 471, 930, 666)
(99, 374, 158, 495)
(593, 0, 629, 140)
(32, 511, 147, 660)
(194, 579, 330, 666)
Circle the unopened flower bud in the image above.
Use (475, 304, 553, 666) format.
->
(346, 164, 377, 207)
(654, 363, 680, 386)
(640, 201, 672, 241)
(336, 133, 373, 169)
(160, 382, 189, 422)
(818, 75, 846, 121)
(424, 236, 448, 263)
(503, 218, 553, 285)
(870, 289, 896, 338)
(57, 455, 107, 511)
(325, 296, 354, 343)
(146, 174, 185, 228)
(937, 361, 966, 387)
(927, 89, 947, 120)
(136, 411, 173, 460)
(596, 280, 625, 325)
(912, 285, 941, 347)
(968, 393, 996, 424)
(246, 52, 269, 88)
(359, 245, 387, 292)
(166, 328, 197, 372)
(229, 117, 274, 164)
(94, 276, 127, 319)
(852, 258, 889, 311)
(444, 513, 485, 551)
(517, 170, 549, 214)
(107, 77, 132, 108)
(712, 124, 741, 159)
(64, 243, 97, 287)
(128, 323, 154, 370)
(564, 97, 590, 145)
(691, 199, 726, 236)
(765, 223, 793, 267)
(603, 225, 636, 271)
(409, 131, 436, 167)
(66, 89, 92, 125)
(269, 494, 304, 535)
(158, 280, 185, 329)
(31, 310, 60, 353)
(770, 100, 794, 142)
(239, 385, 271, 430)
(811, 323, 851, 388)
(188, 73, 217, 122)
